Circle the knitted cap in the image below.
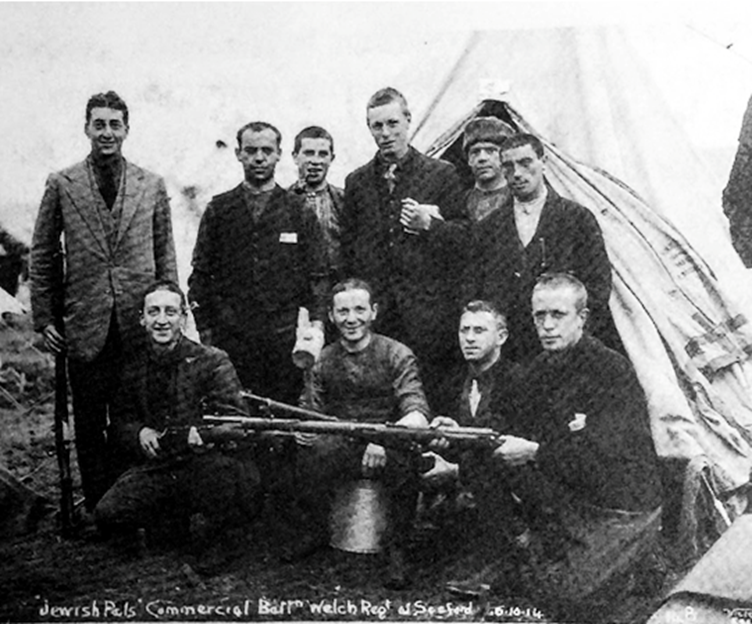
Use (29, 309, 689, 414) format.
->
(462, 117, 516, 153)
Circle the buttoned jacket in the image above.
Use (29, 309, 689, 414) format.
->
(30, 159, 177, 361)
(469, 186, 612, 360)
(341, 147, 469, 347)
(188, 184, 328, 338)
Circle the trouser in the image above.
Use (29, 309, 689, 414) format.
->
(95, 451, 261, 534)
(294, 435, 420, 548)
(476, 461, 662, 621)
(216, 323, 302, 406)
(68, 322, 125, 511)
(375, 300, 462, 414)
(521, 503, 662, 621)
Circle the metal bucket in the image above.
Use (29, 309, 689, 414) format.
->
(329, 479, 389, 554)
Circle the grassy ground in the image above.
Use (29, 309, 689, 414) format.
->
(0, 310, 664, 624)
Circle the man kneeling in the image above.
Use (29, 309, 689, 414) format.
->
(292, 278, 431, 589)
(95, 281, 261, 571)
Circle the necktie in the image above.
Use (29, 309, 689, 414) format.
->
(384, 163, 397, 194)
(469, 379, 481, 418)
(100, 167, 118, 211)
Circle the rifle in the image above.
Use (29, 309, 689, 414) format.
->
(158, 394, 506, 466)
(54, 351, 74, 537)
(159, 415, 504, 473)
(195, 415, 506, 453)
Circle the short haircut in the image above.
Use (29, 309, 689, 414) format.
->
(86, 91, 129, 126)
(236, 121, 282, 150)
(366, 87, 410, 118)
(293, 126, 334, 156)
(533, 272, 588, 312)
(330, 278, 375, 308)
(501, 133, 545, 159)
(142, 280, 187, 314)
(461, 300, 508, 332)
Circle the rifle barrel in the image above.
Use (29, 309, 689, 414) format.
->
(240, 391, 339, 422)
(54, 353, 74, 537)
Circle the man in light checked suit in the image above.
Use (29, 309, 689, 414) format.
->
(31, 90, 178, 512)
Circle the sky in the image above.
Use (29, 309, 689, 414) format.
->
(2, 1, 752, 243)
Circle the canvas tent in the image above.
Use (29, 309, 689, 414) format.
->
(421, 96, 752, 497)
(404, 25, 752, 305)
(392, 26, 752, 499)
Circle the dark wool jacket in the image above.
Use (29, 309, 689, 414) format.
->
(341, 147, 469, 352)
(469, 187, 613, 362)
(513, 335, 662, 512)
(441, 354, 523, 467)
(453, 355, 523, 430)
(111, 336, 247, 460)
(188, 184, 329, 337)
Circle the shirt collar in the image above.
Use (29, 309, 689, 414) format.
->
(513, 184, 548, 216)
(374, 146, 415, 175)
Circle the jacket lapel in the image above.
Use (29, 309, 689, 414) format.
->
(63, 161, 110, 255)
(114, 160, 147, 251)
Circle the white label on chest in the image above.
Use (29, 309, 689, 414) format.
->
(279, 232, 298, 244)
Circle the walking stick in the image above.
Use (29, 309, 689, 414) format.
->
(54, 351, 74, 537)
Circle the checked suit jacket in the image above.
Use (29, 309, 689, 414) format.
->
(31, 158, 178, 362)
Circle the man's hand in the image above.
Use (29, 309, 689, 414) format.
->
(362, 442, 387, 475)
(187, 426, 204, 447)
(42, 324, 66, 354)
(421, 451, 459, 485)
(198, 328, 213, 346)
(428, 415, 460, 451)
(395, 410, 429, 429)
(492, 435, 539, 467)
(400, 198, 440, 234)
(139, 427, 162, 459)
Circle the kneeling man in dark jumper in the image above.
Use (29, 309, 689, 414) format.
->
(95, 281, 260, 569)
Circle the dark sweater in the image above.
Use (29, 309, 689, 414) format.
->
(514, 335, 662, 512)
(302, 333, 430, 423)
(111, 336, 247, 459)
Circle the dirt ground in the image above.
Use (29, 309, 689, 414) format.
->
(0, 312, 665, 624)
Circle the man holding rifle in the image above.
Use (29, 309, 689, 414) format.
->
(95, 281, 261, 572)
(421, 301, 522, 533)
(291, 278, 430, 589)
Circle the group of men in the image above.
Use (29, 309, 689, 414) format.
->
(29, 87, 662, 620)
